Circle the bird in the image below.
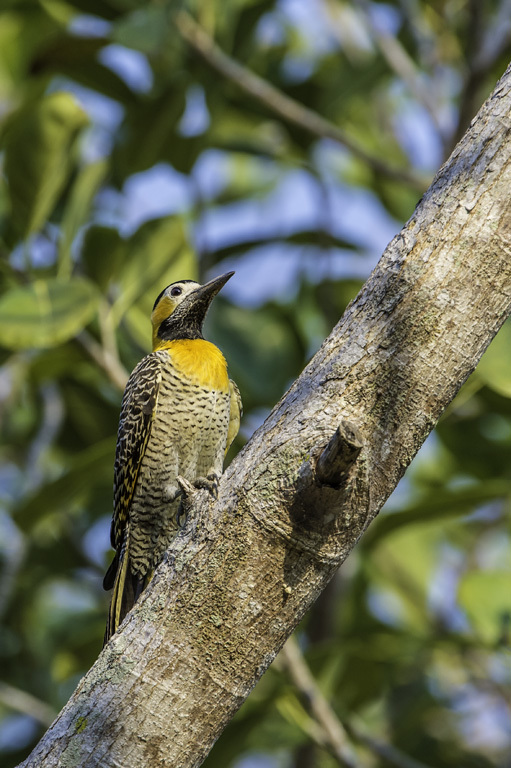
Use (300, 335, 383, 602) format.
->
(103, 271, 242, 643)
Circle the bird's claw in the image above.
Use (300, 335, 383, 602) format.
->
(176, 475, 196, 496)
(192, 473, 220, 498)
(174, 476, 194, 528)
(176, 504, 187, 529)
(174, 474, 219, 528)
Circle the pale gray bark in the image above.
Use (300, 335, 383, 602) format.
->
(19, 64, 511, 768)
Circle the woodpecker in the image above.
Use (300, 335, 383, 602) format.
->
(103, 271, 241, 643)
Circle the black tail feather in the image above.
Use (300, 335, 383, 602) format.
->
(103, 535, 146, 645)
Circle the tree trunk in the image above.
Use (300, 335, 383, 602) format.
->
(19, 63, 511, 768)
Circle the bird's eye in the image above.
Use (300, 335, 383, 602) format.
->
(170, 286, 182, 297)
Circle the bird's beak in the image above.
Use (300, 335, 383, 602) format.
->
(190, 271, 234, 316)
(199, 271, 235, 298)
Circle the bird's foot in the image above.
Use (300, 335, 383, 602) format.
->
(176, 502, 187, 529)
(176, 475, 196, 497)
(175, 476, 195, 528)
(192, 473, 220, 499)
(174, 474, 219, 528)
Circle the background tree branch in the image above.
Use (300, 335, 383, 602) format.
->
(277, 637, 433, 768)
(175, 10, 428, 190)
(18, 61, 511, 768)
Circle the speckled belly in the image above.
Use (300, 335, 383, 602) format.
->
(128, 362, 230, 577)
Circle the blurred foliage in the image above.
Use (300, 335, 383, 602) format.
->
(0, 1, 510, 767)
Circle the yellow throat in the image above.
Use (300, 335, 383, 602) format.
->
(154, 338, 229, 392)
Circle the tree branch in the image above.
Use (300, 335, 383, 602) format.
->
(278, 637, 435, 768)
(0, 682, 56, 728)
(343, 718, 436, 768)
(277, 637, 358, 768)
(77, 329, 128, 392)
(340, 0, 447, 144)
(174, 10, 428, 190)
(18, 63, 511, 768)
(450, 0, 511, 150)
(315, 421, 363, 488)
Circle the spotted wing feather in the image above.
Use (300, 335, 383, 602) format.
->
(112, 355, 162, 549)
(103, 354, 162, 641)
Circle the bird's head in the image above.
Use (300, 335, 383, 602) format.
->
(151, 271, 234, 350)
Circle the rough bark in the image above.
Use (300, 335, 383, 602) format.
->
(19, 64, 511, 768)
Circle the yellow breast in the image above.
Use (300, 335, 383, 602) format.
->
(156, 339, 229, 392)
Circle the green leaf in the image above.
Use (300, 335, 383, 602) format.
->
(475, 318, 511, 397)
(31, 34, 137, 104)
(0, 7, 60, 90)
(1, 91, 89, 242)
(81, 225, 125, 291)
(209, 107, 290, 159)
(210, 301, 304, 405)
(458, 571, 511, 644)
(59, 160, 108, 277)
(0, 277, 100, 350)
(362, 480, 510, 549)
(122, 238, 198, 350)
(111, 217, 195, 324)
(209, 231, 359, 262)
(112, 89, 203, 181)
(13, 437, 116, 532)
(112, 7, 170, 55)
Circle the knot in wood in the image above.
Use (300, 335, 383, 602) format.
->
(315, 421, 363, 489)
